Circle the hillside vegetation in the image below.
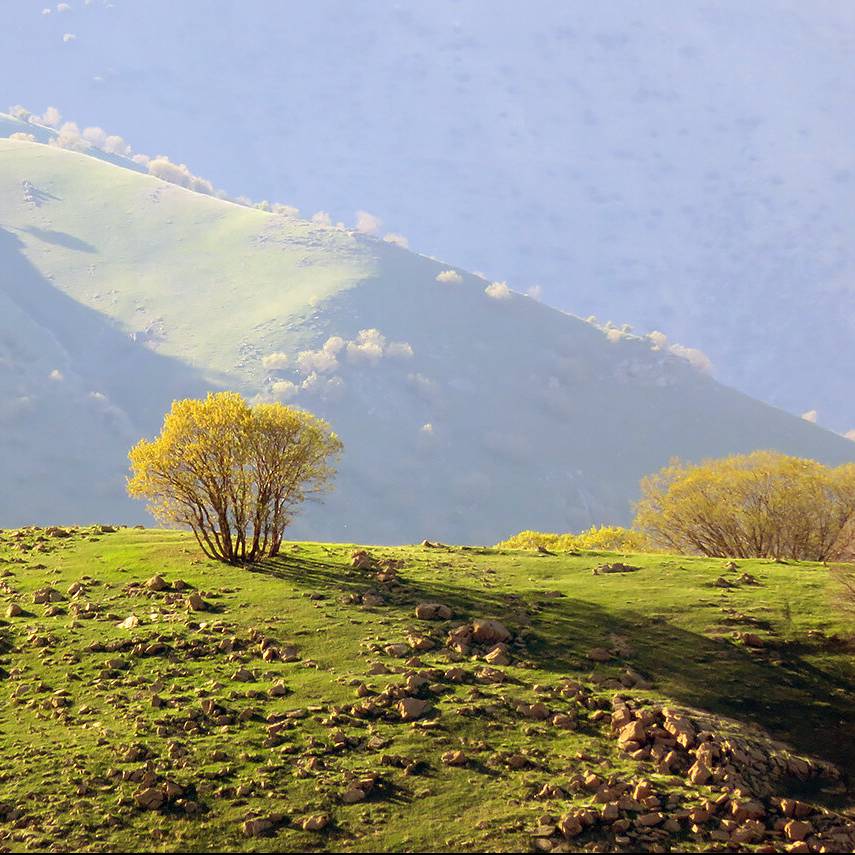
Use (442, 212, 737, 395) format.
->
(1, 527, 854, 852)
(4, 3, 855, 430)
(1, 135, 854, 542)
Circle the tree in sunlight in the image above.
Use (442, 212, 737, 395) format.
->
(635, 451, 855, 560)
(127, 392, 342, 563)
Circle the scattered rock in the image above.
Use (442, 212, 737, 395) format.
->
(784, 819, 813, 842)
(243, 817, 274, 837)
(471, 619, 512, 645)
(187, 592, 209, 611)
(593, 563, 639, 575)
(134, 787, 165, 811)
(397, 697, 431, 721)
(414, 602, 453, 621)
(301, 814, 329, 832)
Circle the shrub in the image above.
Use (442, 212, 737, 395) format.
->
(127, 392, 342, 563)
(495, 526, 651, 552)
(485, 281, 511, 300)
(634, 451, 855, 560)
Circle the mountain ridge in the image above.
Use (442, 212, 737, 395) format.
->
(1, 135, 853, 542)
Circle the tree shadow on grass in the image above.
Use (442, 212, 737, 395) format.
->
(255, 550, 855, 797)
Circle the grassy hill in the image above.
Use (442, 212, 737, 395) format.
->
(1, 526, 854, 852)
(1, 133, 854, 542)
(5, 2, 855, 431)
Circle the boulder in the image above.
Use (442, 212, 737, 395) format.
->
(342, 787, 366, 804)
(397, 697, 430, 721)
(146, 575, 168, 592)
(484, 644, 511, 666)
(301, 814, 329, 832)
(471, 619, 512, 645)
(587, 647, 612, 662)
(618, 721, 647, 745)
(384, 643, 410, 658)
(687, 761, 711, 785)
(350, 551, 374, 570)
(784, 820, 813, 842)
(557, 814, 583, 838)
(187, 592, 208, 611)
(134, 787, 165, 811)
(414, 603, 453, 621)
(243, 818, 274, 837)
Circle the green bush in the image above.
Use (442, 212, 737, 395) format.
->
(496, 525, 651, 552)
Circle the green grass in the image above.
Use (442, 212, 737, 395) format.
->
(1, 527, 854, 852)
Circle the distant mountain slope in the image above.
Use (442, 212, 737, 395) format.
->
(3, 0, 854, 429)
(1, 138, 853, 542)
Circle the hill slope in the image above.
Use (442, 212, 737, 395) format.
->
(3, 0, 855, 429)
(0, 527, 854, 852)
(1, 137, 854, 542)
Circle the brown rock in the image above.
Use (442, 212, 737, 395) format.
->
(587, 647, 612, 662)
(397, 697, 430, 721)
(415, 603, 453, 621)
(384, 643, 410, 657)
(407, 634, 435, 652)
(342, 787, 366, 804)
(557, 814, 582, 838)
(243, 817, 274, 836)
(442, 750, 467, 767)
(618, 720, 647, 745)
(187, 592, 208, 611)
(350, 550, 374, 570)
(687, 761, 711, 785)
(5, 603, 23, 618)
(232, 668, 254, 682)
(602, 803, 620, 821)
(146, 575, 168, 592)
(784, 820, 812, 842)
(471, 619, 512, 644)
(301, 814, 329, 832)
(484, 645, 511, 666)
(134, 787, 165, 810)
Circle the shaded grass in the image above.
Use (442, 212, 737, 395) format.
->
(0, 528, 853, 852)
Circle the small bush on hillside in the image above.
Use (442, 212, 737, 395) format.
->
(635, 451, 855, 560)
(496, 526, 652, 552)
(127, 392, 342, 563)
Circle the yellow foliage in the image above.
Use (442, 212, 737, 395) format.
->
(496, 526, 652, 552)
(634, 451, 855, 560)
(127, 392, 342, 563)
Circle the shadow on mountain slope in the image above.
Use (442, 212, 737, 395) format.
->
(0, 227, 217, 525)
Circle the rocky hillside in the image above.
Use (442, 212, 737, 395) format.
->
(0, 527, 854, 851)
(1, 135, 854, 542)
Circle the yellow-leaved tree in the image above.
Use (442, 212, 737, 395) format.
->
(634, 450, 855, 560)
(127, 392, 342, 563)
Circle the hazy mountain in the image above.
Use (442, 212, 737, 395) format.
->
(1, 134, 853, 542)
(2, 0, 854, 432)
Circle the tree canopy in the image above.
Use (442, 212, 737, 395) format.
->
(634, 450, 855, 560)
(127, 392, 342, 563)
